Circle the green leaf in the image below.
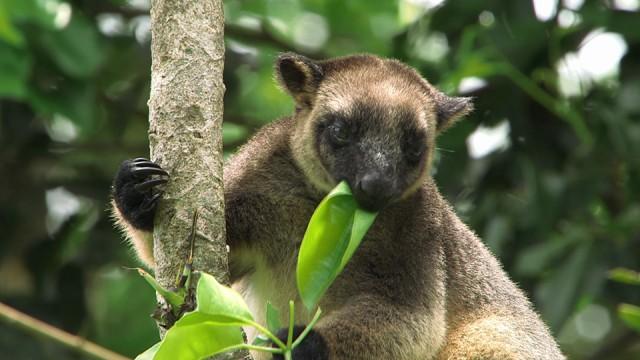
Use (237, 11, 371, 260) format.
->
(166, 272, 254, 330)
(28, 82, 97, 135)
(297, 181, 377, 310)
(536, 242, 593, 331)
(223, 122, 250, 144)
(618, 304, 640, 333)
(0, 42, 30, 98)
(170, 312, 249, 328)
(137, 268, 185, 309)
(134, 273, 255, 360)
(609, 268, 640, 286)
(89, 268, 158, 356)
(0, 2, 24, 46)
(266, 301, 282, 334)
(339, 207, 378, 274)
(4, 0, 61, 30)
(194, 272, 254, 324)
(154, 323, 244, 360)
(135, 342, 161, 360)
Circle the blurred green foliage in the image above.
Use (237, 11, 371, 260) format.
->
(0, 0, 638, 359)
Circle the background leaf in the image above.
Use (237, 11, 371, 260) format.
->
(37, 15, 104, 78)
(618, 304, 640, 333)
(0, 1, 23, 45)
(0, 42, 30, 98)
(609, 268, 640, 286)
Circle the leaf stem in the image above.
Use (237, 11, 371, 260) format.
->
(243, 344, 283, 354)
(287, 300, 295, 347)
(247, 320, 287, 349)
(291, 307, 323, 349)
(217, 343, 283, 355)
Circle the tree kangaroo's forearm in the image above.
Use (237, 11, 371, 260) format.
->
(224, 190, 315, 281)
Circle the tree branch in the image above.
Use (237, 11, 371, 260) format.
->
(0, 302, 128, 360)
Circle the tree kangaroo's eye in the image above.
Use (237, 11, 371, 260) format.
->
(406, 144, 425, 164)
(328, 120, 351, 146)
(405, 130, 426, 164)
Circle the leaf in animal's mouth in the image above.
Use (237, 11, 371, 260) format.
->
(296, 181, 378, 310)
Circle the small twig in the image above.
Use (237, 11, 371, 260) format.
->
(0, 302, 129, 360)
(177, 208, 199, 289)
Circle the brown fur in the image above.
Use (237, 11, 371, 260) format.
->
(114, 53, 564, 359)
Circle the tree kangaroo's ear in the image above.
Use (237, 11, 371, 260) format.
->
(433, 93, 473, 133)
(275, 52, 324, 108)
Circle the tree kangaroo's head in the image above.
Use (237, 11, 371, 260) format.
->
(276, 52, 472, 211)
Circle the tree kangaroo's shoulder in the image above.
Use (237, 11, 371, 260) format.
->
(224, 118, 296, 181)
(223, 116, 307, 201)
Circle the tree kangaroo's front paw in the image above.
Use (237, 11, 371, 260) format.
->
(272, 326, 329, 360)
(112, 158, 169, 231)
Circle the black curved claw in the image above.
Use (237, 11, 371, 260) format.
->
(134, 160, 163, 169)
(135, 178, 168, 192)
(141, 192, 163, 211)
(132, 157, 149, 162)
(132, 166, 169, 177)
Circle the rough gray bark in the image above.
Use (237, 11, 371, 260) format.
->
(148, 1, 249, 359)
(149, 0, 227, 298)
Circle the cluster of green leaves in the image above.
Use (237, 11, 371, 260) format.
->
(137, 272, 321, 360)
(135, 182, 374, 360)
(1, 0, 639, 359)
(1, 0, 105, 132)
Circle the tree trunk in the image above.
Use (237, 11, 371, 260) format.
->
(149, 0, 226, 288)
(149, 0, 227, 302)
(148, 1, 249, 358)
